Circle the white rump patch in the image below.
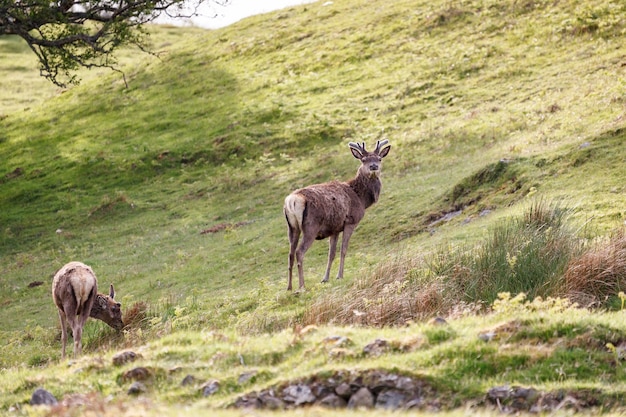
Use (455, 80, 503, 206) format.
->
(284, 193, 306, 230)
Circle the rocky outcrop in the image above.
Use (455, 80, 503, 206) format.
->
(232, 369, 439, 410)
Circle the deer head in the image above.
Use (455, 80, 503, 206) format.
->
(349, 139, 391, 178)
(90, 284, 124, 330)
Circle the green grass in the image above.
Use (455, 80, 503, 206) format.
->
(1, 0, 626, 414)
(3, 298, 626, 415)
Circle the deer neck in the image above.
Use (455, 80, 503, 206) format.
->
(89, 294, 108, 320)
(349, 171, 381, 209)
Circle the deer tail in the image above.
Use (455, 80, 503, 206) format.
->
(284, 193, 306, 231)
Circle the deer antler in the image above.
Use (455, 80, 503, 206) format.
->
(374, 139, 389, 154)
(348, 142, 367, 154)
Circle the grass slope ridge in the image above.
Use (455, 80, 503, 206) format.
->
(3, 298, 626, 415)
(0, 0, 626, 413)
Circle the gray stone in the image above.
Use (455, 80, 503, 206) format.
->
(121, 366, 152, 382)
(363, 339, 389, 356)
(258, 391, 285, 409)
(112, 351, 140, 366)
(322, 335, 351, 347)
(127, 381, 146, 395)
(201, 380, 220, 396)
(335, 382, 353, 398)
(429, 317, 448, 326)
(233, 394, 261, 408)
(181, 374, 196, 386)
(282, 384, 316, 405)
(395, 376, 418, 392)
(238, 371, 257, 384)
(348, 387, 374, 409)
(318, 393, 347, 408)
(376, 389, 407, 409)
(30, 388, 57, 406)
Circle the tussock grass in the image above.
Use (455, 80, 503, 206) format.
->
(303, 201, 597, 327)
(562, 229, 626, 308)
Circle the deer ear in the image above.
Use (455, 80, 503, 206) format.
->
(109, 284, 115, 299)
(348, 142, 364, 159)
(350, 147, 363, 159)
(378, 145, 391, 158)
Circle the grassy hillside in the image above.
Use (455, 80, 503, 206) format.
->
(1, 0, 626, 414)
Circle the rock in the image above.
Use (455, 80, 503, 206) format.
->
(335, 382, 353, 398)
(348, 387, 374, 409)
(366, 371, 412, 393)
(128, 381, 146, 395)
(121, 366, 152, 382)
(510, 386, 539, 410)
(363, 339, 389, 356)
(428, 317, 448, 326)
(233, 393, 262, 408)
(309, 381, 331, 398)
(201, 380, 220, 396)
(395, 376, 418, 392)
(30, 388, 57, 406)
(238, 370, 257, 384)
(376, 389, 407, 409)
(478, 331, 496, 342)
(487, 385, 540, 411)
(258, 391, 285, 409)
(282, 384, 316, 405)
(231, 370, 435, 411)
(321, 335, 351, 347)
(318, 393, 347, 408)
(405, 397, 424, 409)
(181, 375, 196, 386)
(112, 351, 140, 366)
(487, 385, 511, 401)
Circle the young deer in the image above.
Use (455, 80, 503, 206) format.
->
(52, 261, 124, 358)
(284, 140, 391, 291)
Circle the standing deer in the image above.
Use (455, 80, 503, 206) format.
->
(52, 261, 124, 358)
(284, 140, 391, 291)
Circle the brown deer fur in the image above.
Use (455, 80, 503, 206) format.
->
(284, 140, 391, 291)
(52, 261, 124, 358)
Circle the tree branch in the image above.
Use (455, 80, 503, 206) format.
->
(0, 0, 228, 86)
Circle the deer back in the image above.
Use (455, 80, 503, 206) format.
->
(296, 181, 362, 239)
(52, 261, 97, 317)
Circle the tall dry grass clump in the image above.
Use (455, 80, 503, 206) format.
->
(302, 254, 468, 326)
(303, 200, 584, 327)
(465, 200, 580, 303)
(561, 229, 626, 307)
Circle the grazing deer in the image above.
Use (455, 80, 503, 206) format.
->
(284, 140, 391, 291)
(52, 261, 124, 358)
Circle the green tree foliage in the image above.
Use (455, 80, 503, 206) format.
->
(0, 0, 226, 86)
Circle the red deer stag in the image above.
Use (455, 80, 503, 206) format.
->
(284, 140, 391, 291)
(52, 261, 124, 358)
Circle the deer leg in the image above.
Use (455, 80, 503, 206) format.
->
(337, 225, 356, 279)
(64, 312, 80, 358)
(287, 225, 300, 291)
(58, 310, 68, 359)
(296, 233, 316, 291)
(322, 234, 339, 283)
(73, 323, 83, 358)
(74, 310, 90, 358)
